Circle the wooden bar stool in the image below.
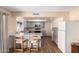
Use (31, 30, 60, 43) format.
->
(14, 37, 24, 52)
(29, 39, 39, 52)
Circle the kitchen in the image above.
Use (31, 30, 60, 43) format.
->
(0, 6, 75, 53)
(8, 16, 62, 53)
(10, 17, 46, 52)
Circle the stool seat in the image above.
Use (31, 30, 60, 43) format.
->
(29, 39, 39, 52)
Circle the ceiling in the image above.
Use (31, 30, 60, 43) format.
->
(0, 6, 78, 12)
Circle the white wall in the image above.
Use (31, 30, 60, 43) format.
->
(69, 8, 79, 21)
(66, 7, 79, 53)
(66, 21, 79, 53)
(8, 13, 16, 34)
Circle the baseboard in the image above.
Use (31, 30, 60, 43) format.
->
(42, 36, 52, 38)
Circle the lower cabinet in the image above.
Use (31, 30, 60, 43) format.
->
(71, 44, 79, 53)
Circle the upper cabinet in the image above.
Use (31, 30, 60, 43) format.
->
(24, 21, 45, 28)
(58, 21, 65, 31)
(52, 17, 65, 31)
(16, 17, 45, 33)
(16, 17, 24, 32)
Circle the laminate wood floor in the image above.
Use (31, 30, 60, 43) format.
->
(9, 37, 62, 53)
(37, 37, 62, 53)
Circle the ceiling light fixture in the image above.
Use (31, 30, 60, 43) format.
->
(33, 13, 39, 15)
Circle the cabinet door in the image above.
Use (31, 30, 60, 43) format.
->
(71, 45, 77, 53)
(58, 21, 65, 31)
(58, 31, 65, 53)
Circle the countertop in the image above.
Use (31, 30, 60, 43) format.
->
(71, 42, 79, 47)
